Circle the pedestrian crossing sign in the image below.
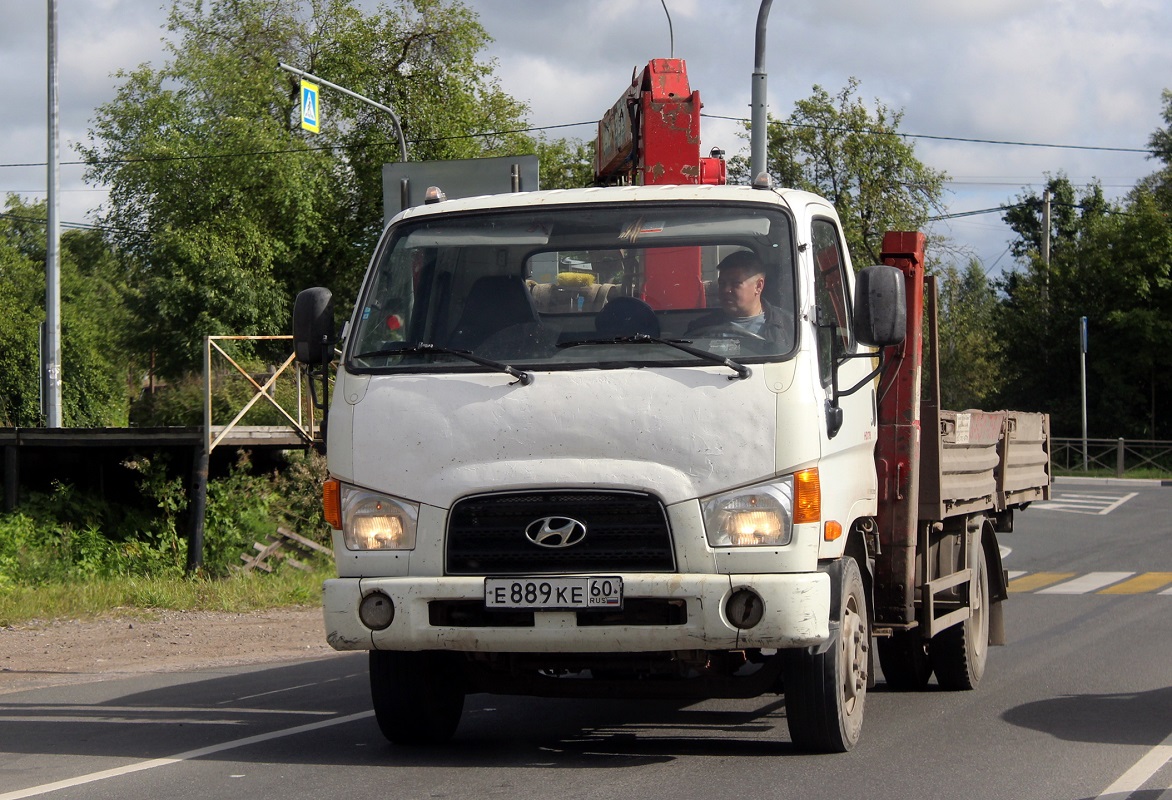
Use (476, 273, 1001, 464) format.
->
(301, 79, 320, 133)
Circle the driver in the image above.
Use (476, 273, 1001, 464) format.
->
(686, 251, 791, 346)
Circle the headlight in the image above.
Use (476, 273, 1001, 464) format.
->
(340, 486, 418, 550)
(701, 478, 794, 547)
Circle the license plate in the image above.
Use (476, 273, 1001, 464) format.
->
(484, 577, 623, 610)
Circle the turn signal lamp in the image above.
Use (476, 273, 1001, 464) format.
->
(323, 478, 342, 530)
(794, 468, 821, 524)
(824, 520, 843, 542)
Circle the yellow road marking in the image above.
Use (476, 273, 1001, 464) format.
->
(1008, 572, 1077, 593)
(1098, 572, 1172, 594)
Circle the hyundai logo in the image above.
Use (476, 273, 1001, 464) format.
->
(524, 516, 588, 548)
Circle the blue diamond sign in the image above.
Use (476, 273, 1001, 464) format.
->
(301, 79, 320, 133)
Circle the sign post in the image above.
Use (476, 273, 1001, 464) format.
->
(1080, 316, 1088, 470)
(280, 63, 407, 162)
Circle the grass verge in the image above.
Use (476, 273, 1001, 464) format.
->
(1052, 467, 1172, 480)
(0, 568, 329, 628)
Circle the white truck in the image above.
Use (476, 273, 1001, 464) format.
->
(292, 61, 1050, 753)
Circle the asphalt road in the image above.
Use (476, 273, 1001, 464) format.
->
(2, 478, 1169, 800)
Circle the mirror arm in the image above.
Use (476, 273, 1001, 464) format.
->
(304, 334, 333, 448)
(834, 348, 887, 400)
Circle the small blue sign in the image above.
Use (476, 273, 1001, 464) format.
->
(301, 80, 320, 133)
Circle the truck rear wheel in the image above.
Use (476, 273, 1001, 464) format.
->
(876, 629, 932, 690)
(370, 650, 465, 745)
(783, 558, 869, 752)
(931, 539, 990, 690)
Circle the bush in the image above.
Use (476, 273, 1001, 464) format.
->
(0, 448, 330, 586)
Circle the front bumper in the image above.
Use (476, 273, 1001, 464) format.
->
(323, 572, 830, 653)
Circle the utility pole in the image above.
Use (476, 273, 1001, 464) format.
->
(44, 0, 63, 428)
(749, 0, 774, 182)
(1041, 188, 1051, 311)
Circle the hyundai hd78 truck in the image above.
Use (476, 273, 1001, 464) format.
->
(292, 181, 1050, 752)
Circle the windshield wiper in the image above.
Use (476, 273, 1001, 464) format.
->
(557, 334, 751, 380)
(351, 342, 533, 385)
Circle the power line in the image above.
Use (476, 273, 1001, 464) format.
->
(700, 113, 1151, 155)
(0, 211, 145, 235)
(0, 120, 599, 170)
(0, 113, 1154, 172)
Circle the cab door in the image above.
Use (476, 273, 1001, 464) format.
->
(809, 213, 878, 552)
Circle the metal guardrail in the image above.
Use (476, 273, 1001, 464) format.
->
(1051, 437, 1172, 477)
(202, 335, 318, 454)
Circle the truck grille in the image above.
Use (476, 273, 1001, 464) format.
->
(446, 490, 675, 575)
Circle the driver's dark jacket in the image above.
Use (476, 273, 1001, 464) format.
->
(685, 299, 792, 349)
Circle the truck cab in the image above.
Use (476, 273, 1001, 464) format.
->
(297, 182, 909, 751)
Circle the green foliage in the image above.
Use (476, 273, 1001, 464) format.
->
(731, 78, 947, 267)
(129, 359, 310, 428)
(0, 196, 133, 427)
(0, 569, 328, 626)
(536, 137, 596, 189)
(997, 169, 1172, 437)
(932, 260, 1002, 410)
(80, 0, 534, 377)
(0, 449, 330, 587)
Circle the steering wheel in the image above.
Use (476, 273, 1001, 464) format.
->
(691, 322, 768, 343)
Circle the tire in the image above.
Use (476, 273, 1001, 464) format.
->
(369, 650, 465, 745)
(931, 537, 990, 691)
(876, 628, 933, 691)
(783, 558, 869, 752)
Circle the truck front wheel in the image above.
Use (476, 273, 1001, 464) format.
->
(783, 557, 869, 752)
(370, 650, 465, 745)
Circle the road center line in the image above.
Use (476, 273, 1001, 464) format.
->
(0, 710, 374, 800)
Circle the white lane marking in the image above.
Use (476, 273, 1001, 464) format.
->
(1161, 586, 1172, 596)
(0, 716, 248, 726)
(1096, 729, 1172, 798)
(1036, 572, 1135, 594)
(1007, 570, 1028, 580)
(1032, 492, 1137, 516)
(0, 710, 374, 800)
(0, 705, 334, 716)
(222, 671, 365, 704)
(1098, 493, 1139, 515)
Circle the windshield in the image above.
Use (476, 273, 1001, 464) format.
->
(347, 203, 797, 374)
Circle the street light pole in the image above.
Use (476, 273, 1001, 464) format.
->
(749, 0, 774, 182)
(44, 0, 63, 428)
(278, 63, 408, 162)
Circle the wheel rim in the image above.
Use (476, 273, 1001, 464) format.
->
(841, 593, 868, 711)
(971, 553, 989, 663)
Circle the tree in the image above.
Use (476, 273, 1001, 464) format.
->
(932, 260, 1002, 410)
(0, 196, 132, 427)
(732, 78, 947, 267)
(536, 137, 596, 190)
(81, 0, 533, 377)
(996, 171, 1172, 438)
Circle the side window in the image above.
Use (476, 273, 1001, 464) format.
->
(811, 218, 853, 384)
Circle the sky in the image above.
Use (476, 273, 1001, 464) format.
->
(2, 0, 1169, 276)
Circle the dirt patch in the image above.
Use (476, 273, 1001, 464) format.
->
(0, 607, 341, 694)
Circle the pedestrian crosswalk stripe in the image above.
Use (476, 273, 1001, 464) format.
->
(1098, 572, 1172, 594)
(1036, 572, 1134, 594)
(1008, 572, 1077, 592)
(1006, 571, 1172, 594)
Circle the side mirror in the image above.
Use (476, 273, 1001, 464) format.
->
(293, 288, 335, 364)
(853, 265, 906, 348)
